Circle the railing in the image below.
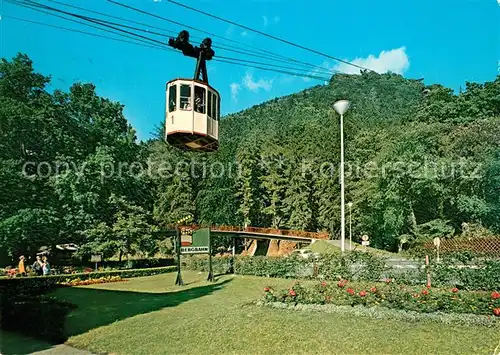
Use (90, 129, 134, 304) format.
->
(164, 224, 330, 240)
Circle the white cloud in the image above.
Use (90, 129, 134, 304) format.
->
(240, 30, 248, 37)
(262, 15, 268, 27)
(274, 16, 280, 23)
(333, 47, 410, 75)
(230, 83, 241, 102)
(243, 73, 273, 92)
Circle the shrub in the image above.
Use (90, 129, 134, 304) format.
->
(0, 266, 176, 297)
(1, 295, 76, 343)
(262, 280, 500, 317)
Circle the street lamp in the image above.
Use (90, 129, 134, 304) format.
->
(333, 100, 350, 253)
(347, 202, 353, 251)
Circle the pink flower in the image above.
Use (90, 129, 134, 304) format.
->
(264, 287, 270, 292)
(289, 289, 296, 297)
(492, 291, 500, 300)
(385, 278, 392, 284)
(337, 282, 345, 288)
(370, 287, 377, 293)
(346, 288, 355, 295)
(421, 289, 429, 295)
(321, 281, 327, 287)
(451, 287, 459, 293)
(493, 308, 500, 317)
(359, 290, 367, 297)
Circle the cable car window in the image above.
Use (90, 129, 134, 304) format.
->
(212, 92, 217, 120)
(194, 86, 206, 114)
(180, 84, 192, 110)
(207, 91, 213, 118)
(168, 85, 177, 112)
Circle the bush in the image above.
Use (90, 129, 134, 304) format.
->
(1, 295, 76, 343)
(432, 258, 500, 291)
(182, 255, 232, 274)
(184, 252, 499, 291)
(0, 266, 176, 297)
(262, 280, 500, 317)
(184, 251, 389, 282)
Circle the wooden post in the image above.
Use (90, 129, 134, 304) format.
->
(175, 225, 183, 286)
(207, 228, 214, 282)
(425, 255, 431, 288)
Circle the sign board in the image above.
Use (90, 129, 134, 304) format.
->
(361, 235, 369, 242)
(90, 254, 102, 262)
(361, 240, 370, 246)
(180, 227, 210, 254)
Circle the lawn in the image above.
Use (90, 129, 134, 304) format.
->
(5, 272, 500, 355)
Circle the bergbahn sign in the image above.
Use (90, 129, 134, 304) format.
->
(180, 227, 210, 254)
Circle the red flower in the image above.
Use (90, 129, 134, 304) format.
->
(359, 290, 367, 297)
(493, 308, 500, 317)
(321, 281, 327, 287)
(492, 291, 500, 300)
(346, 288, 355, 295)
(370, 287, 377, 293)
(264, 287, 270, 292)
(289, 289, 296, 297)
(451, 287, 459, 293)
(337, 282, 345, 288)
(421, 289, 429, 295)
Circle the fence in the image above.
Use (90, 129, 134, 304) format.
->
(423, 237, 500, 257)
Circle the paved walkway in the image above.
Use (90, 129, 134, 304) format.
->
(30, 344, 94, 355)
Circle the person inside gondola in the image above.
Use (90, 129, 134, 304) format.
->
(194, 93, 204, 113)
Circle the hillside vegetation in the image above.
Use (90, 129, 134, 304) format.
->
(1, 53, 499, 260)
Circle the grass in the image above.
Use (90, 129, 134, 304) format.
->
(10, 271, 494, 355)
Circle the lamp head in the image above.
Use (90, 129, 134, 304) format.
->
(334, 100, 350, 115)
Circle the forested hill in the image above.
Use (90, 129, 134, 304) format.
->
(1, 53, 499, 261)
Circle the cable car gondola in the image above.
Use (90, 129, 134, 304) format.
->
(165, 30, 220, 152)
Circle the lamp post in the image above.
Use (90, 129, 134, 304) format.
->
(333, 100, 350, 253)
(347, 202, 353, 251)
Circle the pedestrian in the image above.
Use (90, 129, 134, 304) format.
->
(42, 255, 51, 276)
(18, 255, 26, 276)
(32, 255, 43, 276)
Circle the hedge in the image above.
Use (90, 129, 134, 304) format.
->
(182, 252, 389, 282)
(0, 266, 177, 297)
(183, 253, 500, 291)
(1, 295, 76, 343)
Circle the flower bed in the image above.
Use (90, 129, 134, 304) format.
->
(59, 275, 127, 286)
(262, 280, 500, 318)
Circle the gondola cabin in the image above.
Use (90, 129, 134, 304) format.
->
(165, 79, 220, 152)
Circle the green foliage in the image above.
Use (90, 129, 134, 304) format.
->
(263, 281, 500, 317)
(1, 295, 76, 343)
(0, 266, 176, 297)
(2, 53, 500, 259)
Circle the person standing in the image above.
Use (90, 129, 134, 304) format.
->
(42, 255, 51, 276)
(32, 255, 43, 276)
(18, 255, 26, 276)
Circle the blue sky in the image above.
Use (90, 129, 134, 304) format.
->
(1, 0, 499, 141)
